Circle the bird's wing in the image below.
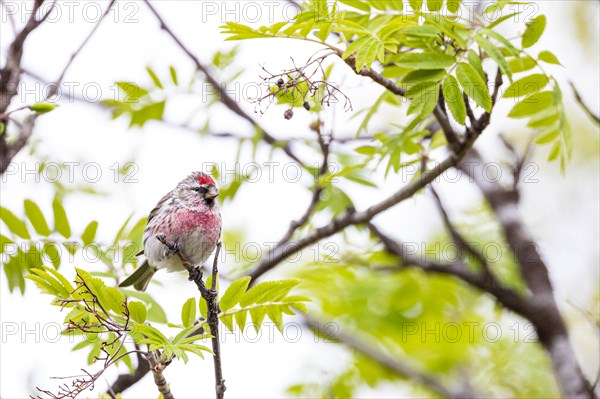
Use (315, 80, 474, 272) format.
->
(147, 190, 173, 224)
(141, 190, 174, 251)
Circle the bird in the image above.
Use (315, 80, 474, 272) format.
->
(119, 172, 222, 291)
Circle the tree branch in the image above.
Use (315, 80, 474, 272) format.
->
(106, 347, 150, 397)
(146, 350, 174, 399)
(156, 235, 226, 399)
(366, 222, 532, 320)
(304, 315, 478, 399)
(143, 0, 306, 167)
(429, 186, 492, 276)
(458, 150, 596, 398)
(570, 81, 600, 126)
(248, 122, 484, 281)
(0, 0, 115, 174)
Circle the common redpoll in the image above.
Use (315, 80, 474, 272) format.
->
(119, 172, 222, 291)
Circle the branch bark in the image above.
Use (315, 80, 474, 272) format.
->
(458, 150, 596, 398)
(106, 349, 150, 397)
(157, 235, 226, 399)
(304, 315, 479, 399)
(0, 0, 115, 174)
(147, 350, 174, 399)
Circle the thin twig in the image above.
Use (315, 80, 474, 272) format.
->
(0, 0, 115, 174)
(276, 125, 329, 247)
(143, 0, 306, 167)
(429, 186, 492, 276)
(570, 81, 600, 126)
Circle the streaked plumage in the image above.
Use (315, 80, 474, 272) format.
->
(119, 172, 221, 291)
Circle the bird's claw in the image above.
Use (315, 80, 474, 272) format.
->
(155, 233, 179, 255)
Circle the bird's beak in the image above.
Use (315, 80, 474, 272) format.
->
(205, 185, 219, 199)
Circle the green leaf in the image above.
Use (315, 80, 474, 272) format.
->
(81, 221, 98, 245)
(426, 0, 443, 11)
(4, 254, 25, 294)
(103, 287, 126, 314)
(547, 140, 561, 161)
(24, 199, 51, 236)
(443, 75, 466, 125)
(121, 290, 168, 323)
(220, 276, 251, 312)
(129, 101, 165, 128)
(52, 197, 71, 238)
(355, 146, 377, 156)
(0, 234, 14, 254)
(240, 280, 301, 307)
(396, 52, 455, 69)
(503, 74, 549, 98)
(400, 25, 439, 38)
(408, 0, 423, 11)
(527, 108, 559, 128)
(29, 102, 57, 114)
(28, 267, 70, 297)
(538, 50, 561, 65)
(446, 0, 460, 13)
(128, 301, 148, 323)
(402, 69, 446, 84)
(266, 306, 284, 333)
(146, 67, 163, 89)
(522, 15, 546, 48)
(467, 49, 485, 81)
(199, 296, 207, 319)
(0, 207, 30, 239)
(250, 306, 267, 333)
(474, 35, 512, 80)
(169, 66, 179, 85)
(479, 29, 519, 57)
(406, 82, 439, 117)
(116, 82, 148, 101)
(234, 309, 248, 330)
(508, 56, 536, 73)
(534, 125, 560, 144)
(456, 63, 492, 112)
(507, 91, 553, 118)
(181, 297, 197, 328)
(220, 313, 235, 331)
(43, 242, 61, 269)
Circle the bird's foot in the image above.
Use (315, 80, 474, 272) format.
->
(188, 266, 202, 282)
(155, 233, 180, 255)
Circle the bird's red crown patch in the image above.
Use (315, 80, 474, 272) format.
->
(196, 173, 216, 186)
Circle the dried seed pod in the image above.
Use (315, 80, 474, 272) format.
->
(284, 108, 294, 120)
(277, 78, 285, 87)
(303, 101, 310, 111)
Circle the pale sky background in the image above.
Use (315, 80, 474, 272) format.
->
(1, 1, 599, 398)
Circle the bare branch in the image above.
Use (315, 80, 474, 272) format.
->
(429, 186, 492, 276)
(0, 0, 115, 174)
(143, 0, 306, 167)
(570, 81, 600, 126)
(106, 348, 150, 397)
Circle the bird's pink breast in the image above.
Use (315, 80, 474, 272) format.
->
(170, 208, 221, 243)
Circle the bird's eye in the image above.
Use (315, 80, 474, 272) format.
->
(193, 187, 201, 192)
(193, 186, 207, 193)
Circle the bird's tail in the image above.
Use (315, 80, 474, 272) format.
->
(119, 260, 156, 292)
